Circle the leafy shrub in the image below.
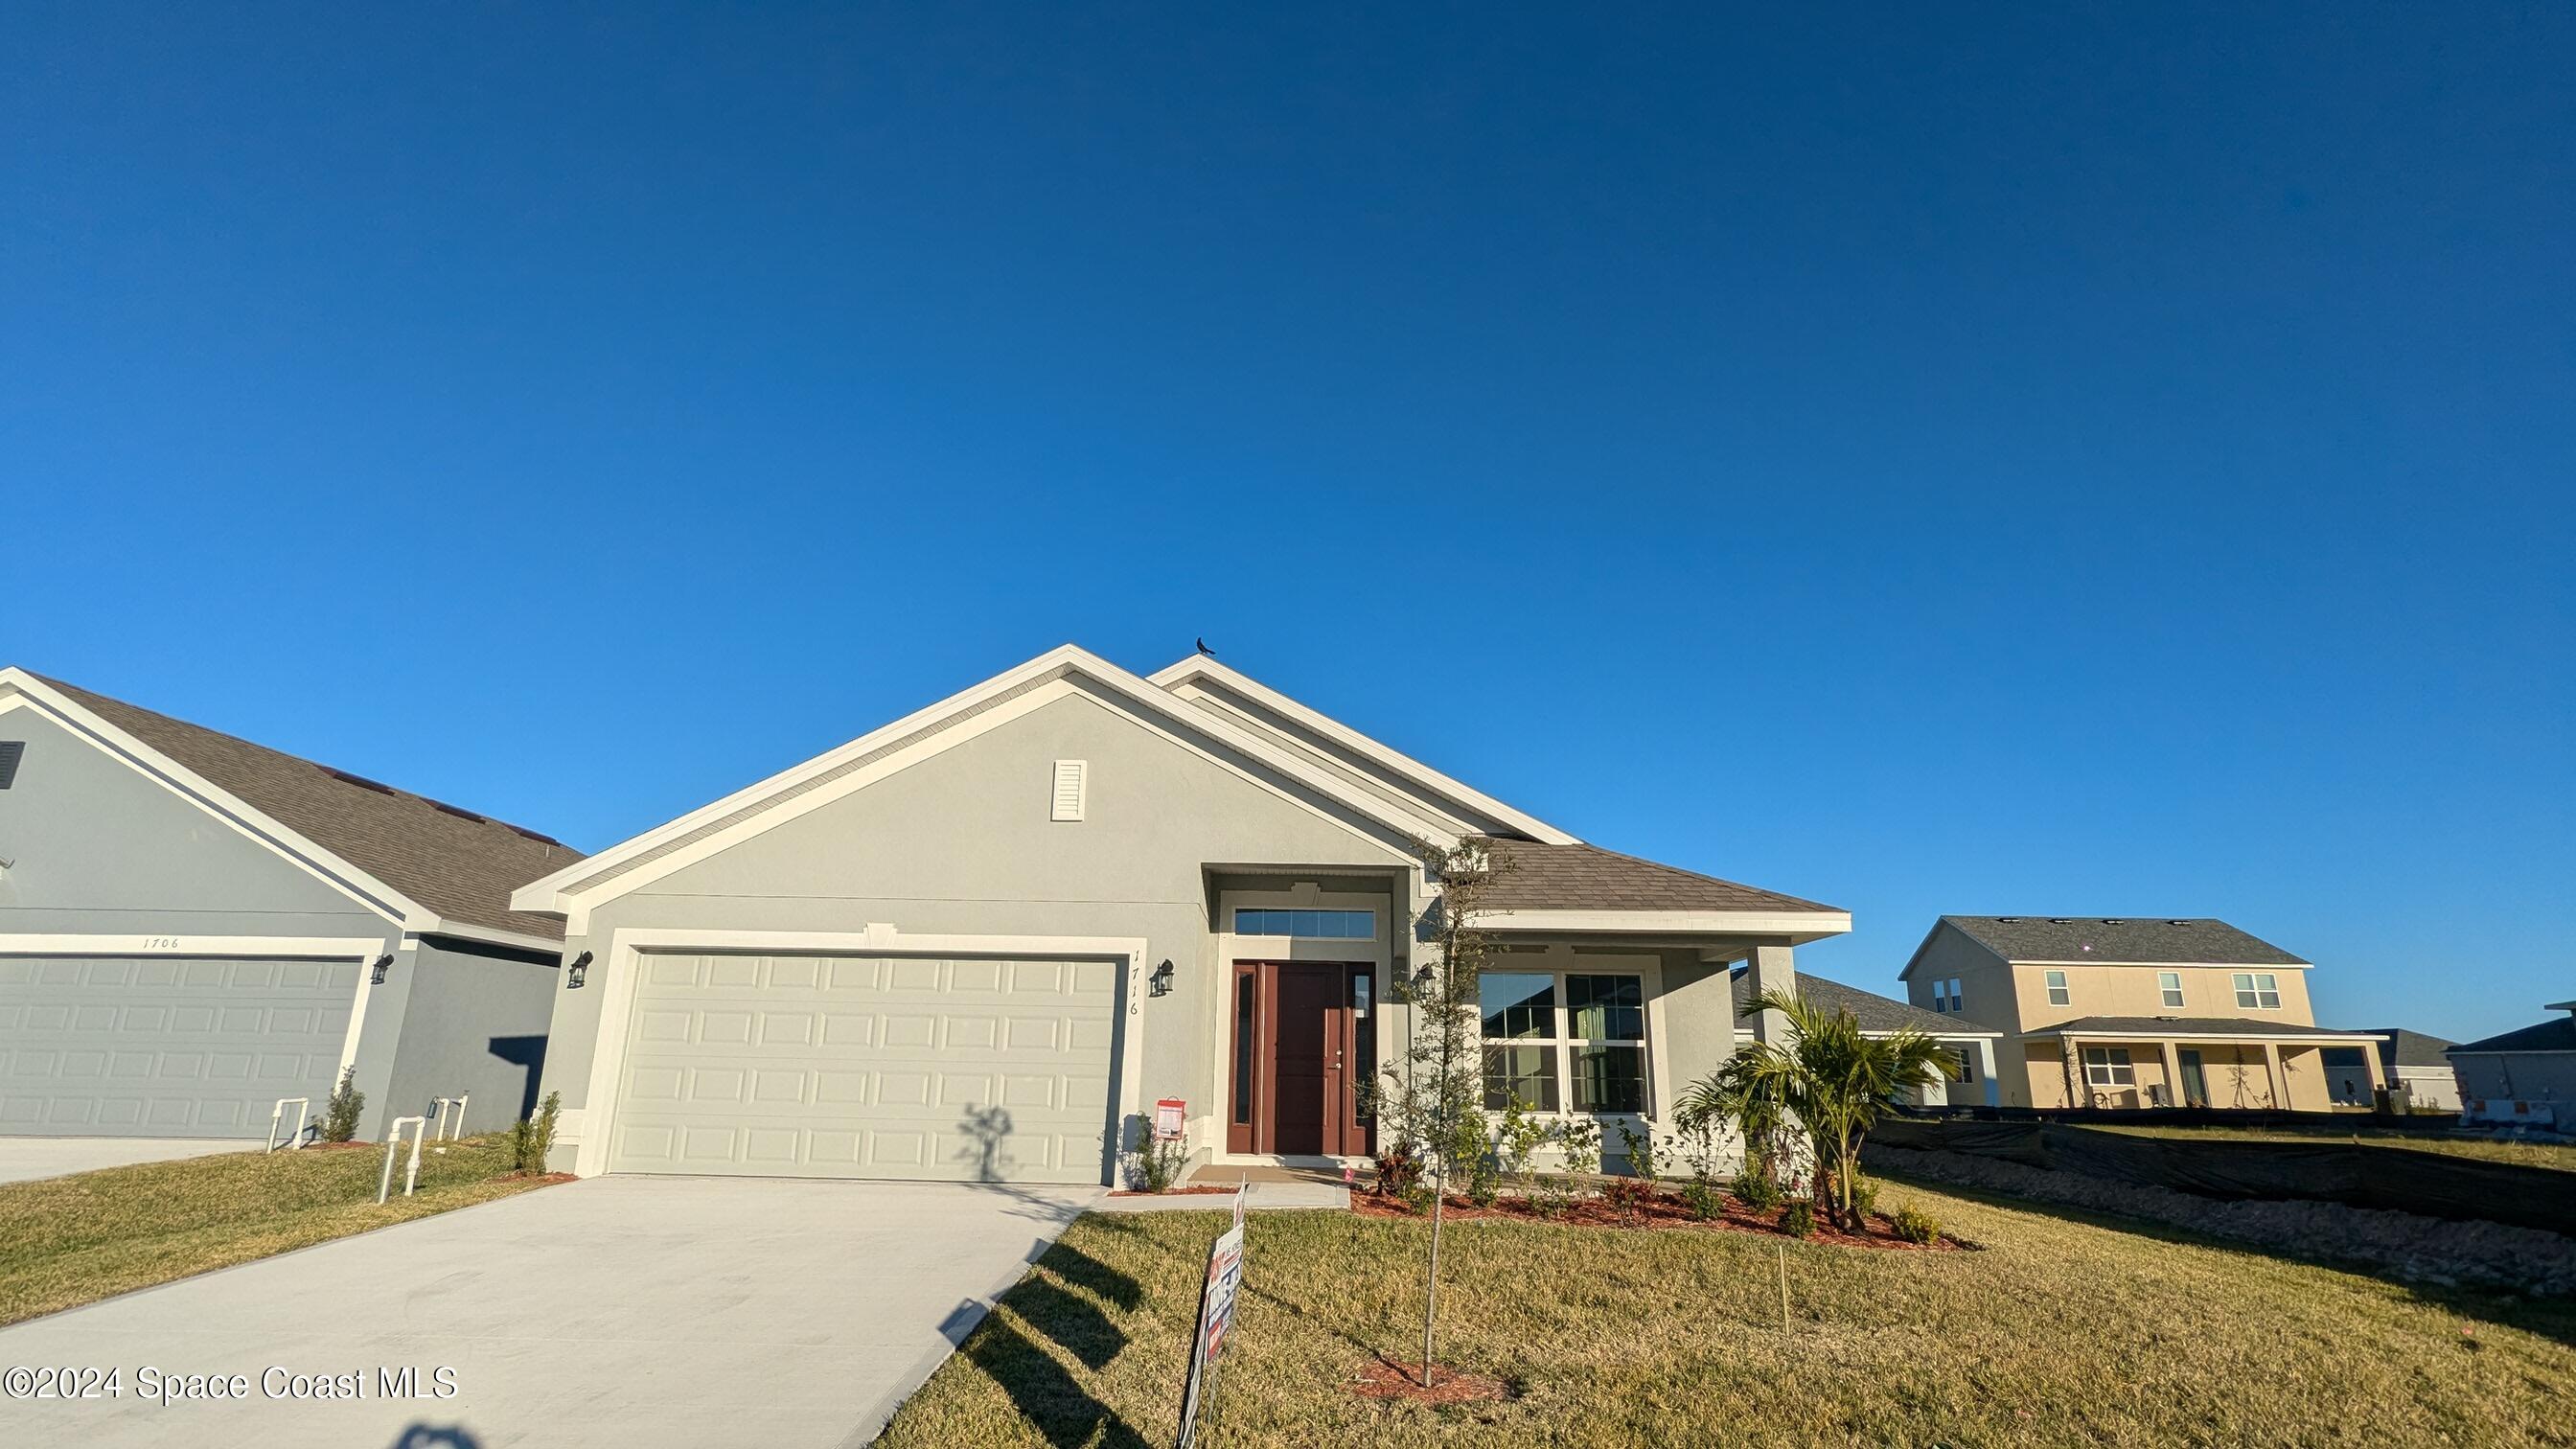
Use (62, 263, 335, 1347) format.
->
(1130, 1124, 1190, 1192)
(1614, 1119, 1660, 1183)
(1601, 1174, 1659, 1223)
(1890, 1205, 1942, 1245)
(506, 1092, 562, 1174)
(1780, 1198, 1816, 1238)
(1374, 1145, 1426, 1202)
(321, 1068, 364, 1144)
(1845, 1175, 1879, 1223)
(1731, 1167, 1783, 1214)
(1555, 1115, 1602, 1179)
(1493, 1096, 1549, 1190)
(1679, 1177, 1722, 1221)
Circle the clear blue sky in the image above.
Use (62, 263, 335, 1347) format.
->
(7, 7, 2568, 1040)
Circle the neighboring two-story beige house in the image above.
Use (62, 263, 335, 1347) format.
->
(1898, 916, 2388, 1112)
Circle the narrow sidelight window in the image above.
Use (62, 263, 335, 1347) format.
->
(1231, 974, 1255, 1125)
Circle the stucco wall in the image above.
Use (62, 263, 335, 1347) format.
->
(1902, 925, 2015, 1030)
(2453, 1052, 2576, 1119)
(0, 704, 390, 935)
(380, 938, 560, 1135)
(2007, 961, 2319, 1032)
(535, 686, 1417, 1176)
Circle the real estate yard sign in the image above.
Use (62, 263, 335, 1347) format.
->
(1174, 1185, 1248, 1449)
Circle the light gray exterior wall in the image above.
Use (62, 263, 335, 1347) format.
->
(2451, 1052, 2576, 1123)
(536, 687, 1420, 1176)
(380, 938, 560, 1135)
(0, 706, 391, 934)
(0, 702, 556, 1141)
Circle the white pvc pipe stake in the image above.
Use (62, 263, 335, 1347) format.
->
(431, 1093, 470, 1141)
(378, 1116, 428, 1204)
(266, 1097, 311, 1153)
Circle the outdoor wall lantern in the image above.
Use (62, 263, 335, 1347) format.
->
(566, 951, 592, 989)
(1149, 959, 1174, 998)
(368, 954, 392, 985)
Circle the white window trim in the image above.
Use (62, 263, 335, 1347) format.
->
(2158, 971, 2186, 1009)
(2082, 1046, 2136, 1088)
(2231, 971, 2283, 1010)
(2044, 969, 2071, 1006)
(1479, 965, 1654, 1117)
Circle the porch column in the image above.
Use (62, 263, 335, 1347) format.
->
(1977, 1038, 1999, 1106)
(1745, 943, 1796, 1045)
(2261, 1041, 2285, 1109)
(2160, 1041, 2185, 1109)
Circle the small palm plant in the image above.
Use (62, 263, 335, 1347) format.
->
(1676, 988, 1951, 1232)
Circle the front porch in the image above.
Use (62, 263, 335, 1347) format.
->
(2023, 1021, 2391, 1111)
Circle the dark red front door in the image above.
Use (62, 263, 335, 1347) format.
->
(1228, 961, 1375, 1157)
(1269, 965, 1338, 1155)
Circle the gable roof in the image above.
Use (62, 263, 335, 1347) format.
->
(10, 670, 578, 943)
(1148, 656, 1577, 844)
(1729, 966, 1998, 1037)
(2450, 1013, 2576, 1056)
(1937, 915, 2308, 968)
(510, 645, 1446, 923)
(2356, 1027, 2457, 1070)
(1484, 840, 1839, 915)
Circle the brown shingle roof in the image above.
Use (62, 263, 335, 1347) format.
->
(1480, 839, 1839, 914)
(37, 675, 579, 941)
(1944, 916, 2308, 967)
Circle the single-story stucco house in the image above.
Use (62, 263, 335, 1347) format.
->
(2449, 1002, 2576, 1130)
(2358, 1027, 2462, 1113)
(508, 645, 1850, 1184)
(1729, 967, 2003, 1107)
(0, 667, 577, 1140)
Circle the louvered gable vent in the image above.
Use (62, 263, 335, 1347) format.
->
(1050, 759, 1087, 821)
(0, 740, 23, 790)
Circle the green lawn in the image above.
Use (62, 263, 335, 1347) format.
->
(882, 1182, 2575, 1448)
(2087, 1121, 2576, 1171)
(0, 1136, 557, 1326)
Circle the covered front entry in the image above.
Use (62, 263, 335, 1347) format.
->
(1225, 960, 1374, 1158)
(605, 950, 1119, 1183)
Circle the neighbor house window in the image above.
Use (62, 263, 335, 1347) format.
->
(1950, 1047, 1976, 1083)
(1947, 978, 1964, 1013)
(1479, 968, 1648, 1115)
(2045, 970, 2070, 1006)
(2158, 972, 2185, 1009)
(2082, 1046, 2135, 1088)
(2232, 972, 2281, 1010)
(1232, 908, 1375, 939)
(1930, 979, 1950, 1013)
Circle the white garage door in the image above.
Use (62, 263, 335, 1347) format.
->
(607, 951, 1120, 1183)
(0, 954, 359, 1138)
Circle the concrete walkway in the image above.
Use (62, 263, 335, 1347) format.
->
(0, 1136, 256, 1185)
(0, 1174, 1098, 1448)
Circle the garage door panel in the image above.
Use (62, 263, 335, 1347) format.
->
(609, 952, 1117, 1184)
(0, 954, 356, 1138)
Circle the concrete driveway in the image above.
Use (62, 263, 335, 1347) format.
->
(0, 1136, 255, 1185)
(0, 1175, 1099, 1448)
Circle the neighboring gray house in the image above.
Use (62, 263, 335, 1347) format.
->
(0, 668, 578, 1139)
(2357, 1027, 2462, 1112)
(509, 646, 1850, 1184)
(2449, 1003, 2576, 1130)
(1730, 968, 2004, 1107)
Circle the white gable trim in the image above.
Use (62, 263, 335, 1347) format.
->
(510, 646, 1446, 929)
(1149, 656, 1580, 845)
(0, 673, 420, 930)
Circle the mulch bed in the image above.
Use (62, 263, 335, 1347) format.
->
(1350, 1185, 1970, 1251)
(1348, 1357, 1517, 1406)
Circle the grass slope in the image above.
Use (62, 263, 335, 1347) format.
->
(0, 1137, 553, 1326)
(883, 1183, 2575, 1447)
